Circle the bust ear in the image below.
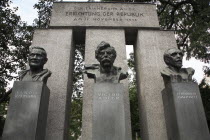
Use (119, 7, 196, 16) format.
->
(44, 57, 48, 64)
(164, 57, 170, 65)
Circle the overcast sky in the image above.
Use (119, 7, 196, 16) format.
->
(10, 0, 210, 83)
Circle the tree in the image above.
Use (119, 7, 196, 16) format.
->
(33, 0, 56, 28)
(102, 0, 210, 62)
(0, 0, 34, 135)
(69, 45, 85, 139)
(199, 78, 210, 131)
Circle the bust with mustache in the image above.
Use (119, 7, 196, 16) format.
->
(161, 48, 194, 86)
(85, 41, 128, 83)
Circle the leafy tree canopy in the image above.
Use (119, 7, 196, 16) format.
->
(102, 0, 210, 63)
(0, 0, 34, 101)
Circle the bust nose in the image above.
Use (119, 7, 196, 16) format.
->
(104, 52, 108, 57)
(177, 53, 182, 58)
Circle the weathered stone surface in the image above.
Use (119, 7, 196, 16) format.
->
(134, 30, 178, 140)
(82, 29, 131, 140)
(93, 83, 125, 140)
(50, 2, 159, 28)
(162, 82, 210, 140)
(2, 82, 49, 140)
(32, 29, 74, 140)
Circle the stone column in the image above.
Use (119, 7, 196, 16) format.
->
(32, 29, 74, 140)
(134, 30, 178, 140)
(82, 29, 131, 140)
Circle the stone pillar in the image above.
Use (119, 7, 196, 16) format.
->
(162, 82, 210, 140)
(2, 82, 49, 140)
(82, 29, 131, 140)
(32, 29, 74, 140)
(134, 30, 178, 140)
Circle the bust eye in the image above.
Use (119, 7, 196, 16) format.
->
(171, 53, 177, 57)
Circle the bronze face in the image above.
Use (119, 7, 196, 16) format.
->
(28, 48, 47, 69)
(165, 48, 184, 69)
(97, 47, 116, 68)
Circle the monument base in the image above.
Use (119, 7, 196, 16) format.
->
(162, 82, 210, 140)
(92, 83, 127, 140)
(2, 81, 50, 140)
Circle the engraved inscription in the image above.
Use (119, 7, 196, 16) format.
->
(64, 6, 144, 23)
(177, 92, 198, 99)
(51, 3, 160, 27)
(15, 91, 38, 98)
(96, 92, 120, 100)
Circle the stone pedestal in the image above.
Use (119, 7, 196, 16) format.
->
(93, 83, 126, 140)
(162, 82, 210, 140)
(2, 82, 50, 140)
(82, 29, 131, 140)
(134, 30, 177, 140)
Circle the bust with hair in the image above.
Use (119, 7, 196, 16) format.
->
(85, 41, 127, 83)
(19, 46, 51, 84)
(161, 48, 194, 86)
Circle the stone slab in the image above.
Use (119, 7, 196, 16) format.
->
(32, 29, 74, 140)
(162, 82, 210, 140)
(2, 82, 50, 140)
(50, 2, 159, 28)
(134, 30, 178, 140)
(93, 83, 125, 140)
(82, 29, 131, 140)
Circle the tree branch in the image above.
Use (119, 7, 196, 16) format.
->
(0, 88, 12, 103)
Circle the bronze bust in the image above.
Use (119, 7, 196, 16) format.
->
(19, 46, 51, 84)
(85, 41, 127, 83)
(161, 48, 194, 86)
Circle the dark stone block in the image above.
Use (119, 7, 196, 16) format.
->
(2, 81, 50, 140)
(162, 82, 210, 140)
(92, 83, 126, 140)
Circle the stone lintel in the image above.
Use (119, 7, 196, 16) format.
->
(50, 2, 159, 28)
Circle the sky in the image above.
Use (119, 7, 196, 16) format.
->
(10, 0, 210, 84)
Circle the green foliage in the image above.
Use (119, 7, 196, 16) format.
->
(0, 0, 33, 88)
(69, 96, 83, 140)
(129, 84, 140, 139)
(0, 102, 8, 136)
(69, 44, 85, 139)
(101, 0, 210, 62)
(0, 0, 34, 135)
(127, 52, 141, 139)
(33, 0, 56, 28)
(199, 79, 210, 129)
(157, 0, 210, 62)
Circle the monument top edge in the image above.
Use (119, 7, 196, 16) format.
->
(53, 1, 156, 5)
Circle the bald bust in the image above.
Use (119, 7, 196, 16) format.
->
(161, 48, 194, 86)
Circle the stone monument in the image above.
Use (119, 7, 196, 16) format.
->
(85, 41, 129, 140)
(22, 2, 198, 140)
(161, 48, 210, 140)
(2, 47, 51, 140)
